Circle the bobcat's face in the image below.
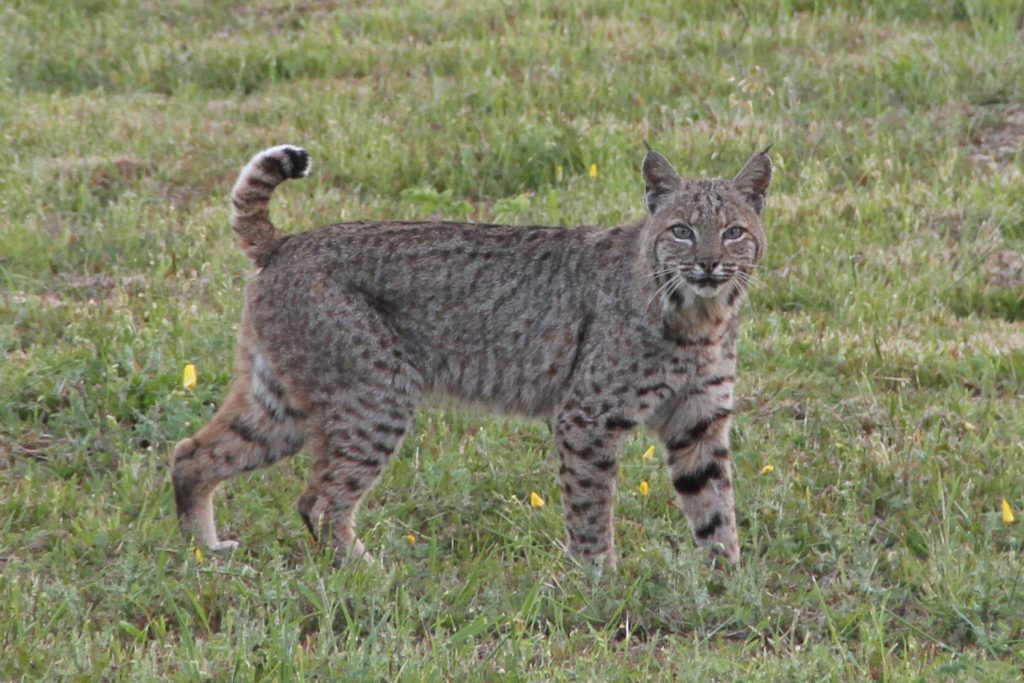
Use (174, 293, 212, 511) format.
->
(641, 149, 772, 302)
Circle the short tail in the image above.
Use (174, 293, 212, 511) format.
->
(231, 145, 312, 265)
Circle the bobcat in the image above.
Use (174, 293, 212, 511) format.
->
(171, 143, 772, 567)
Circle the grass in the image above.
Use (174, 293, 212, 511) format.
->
(2, 0, 1023, 679)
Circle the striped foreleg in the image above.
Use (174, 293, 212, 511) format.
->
(661, 405, 739, 563)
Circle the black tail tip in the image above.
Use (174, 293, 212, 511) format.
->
(280, 145, 312, 179)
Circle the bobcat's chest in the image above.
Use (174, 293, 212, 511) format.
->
(632, 308, 739, 421)
(663, 338, 729, 394)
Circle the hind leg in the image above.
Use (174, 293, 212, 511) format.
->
(172, 348, 306, 550)
(173, 433, 240, 551)
(286, 287, 424, 563)
(297, 376, 421, 563)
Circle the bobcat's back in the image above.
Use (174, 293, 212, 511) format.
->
(249, 220, 641, 416)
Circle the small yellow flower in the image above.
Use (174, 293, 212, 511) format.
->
(192, 546, 203, 563)
(1002, 499, 1016, 525)
(639, 480, 649, 497)
(530, 491, 545, 509)
(761, 464, 775, 475)
(588, 163, 598, 179)
(963, 422, 977, 433)
(641, 445, 656, 461)
(405, 533, 417, 545)
(182, 363, 197, 390)
(555, 165, 564, 182)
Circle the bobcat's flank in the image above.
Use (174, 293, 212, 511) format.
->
(172, 144, 772, 566)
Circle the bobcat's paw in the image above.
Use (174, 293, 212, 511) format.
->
(208, 540, 240, 551)
(708, 541, 740, 567)
(349, 538, 375, 563)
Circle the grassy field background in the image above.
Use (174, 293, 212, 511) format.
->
(2, 0, 1023, 680)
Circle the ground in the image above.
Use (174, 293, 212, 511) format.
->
(1, 1, 1023, 680)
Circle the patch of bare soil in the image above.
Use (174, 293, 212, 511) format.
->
(984, 250, 1024, 288)
(232, 0, 350, 31)
(878, 317, 1024, 358)
(6, 273, 147, 309)
(88, 155, 151, 193)
(59, 273, 117, 300)
(42, 154, 154, 205)
(968, 104, 1024, 170)
(0, 430, 54, 468)
(156, 181, 206, 207)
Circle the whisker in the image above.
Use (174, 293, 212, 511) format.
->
(641, 268, 682, 313)
(644, 274, 681, 314)
(736, 268, 764, 282)
(732, 272, 764, 290)
(641, 268, 680, 282)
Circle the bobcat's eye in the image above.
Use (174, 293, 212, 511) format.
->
(670, 224, 695, 241)
(722, 225, 745, 241)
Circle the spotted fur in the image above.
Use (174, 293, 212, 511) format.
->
(171, 144, 772, 566)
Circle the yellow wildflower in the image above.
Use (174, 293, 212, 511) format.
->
(530, 491, 545, 509)
(1002, 499, 1016, 525)
(192, 546, 203, 563)
(555, 165, 564, 182)
(405, 533, 417, 545)
(588, 163, 598, 179)
(182, 363, 197, 390)
(761, 464, 775, 475)
(641, 445, 656, 461)
(639, 480, 649, 497)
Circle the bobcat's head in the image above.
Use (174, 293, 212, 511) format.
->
(641, 148, 771, 304)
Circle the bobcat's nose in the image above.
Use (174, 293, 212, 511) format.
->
(696, 258, 720, 275)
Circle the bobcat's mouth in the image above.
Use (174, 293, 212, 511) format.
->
(686, 274, 726, 286)
(685, 273, 730, 288)
(683, 272, 731, 298)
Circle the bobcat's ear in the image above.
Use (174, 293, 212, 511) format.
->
(642, 150, 683, 214)
(733, 147, 773, 214)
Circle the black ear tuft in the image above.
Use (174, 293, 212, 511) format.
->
(642, 150, 683, 214)
(733, 149, 773, 214)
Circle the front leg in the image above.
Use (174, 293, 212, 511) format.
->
(552, 402, 631, 568)
(658, 398, 740, 564)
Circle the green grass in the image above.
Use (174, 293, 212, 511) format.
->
(2, 0, 1023, 679)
